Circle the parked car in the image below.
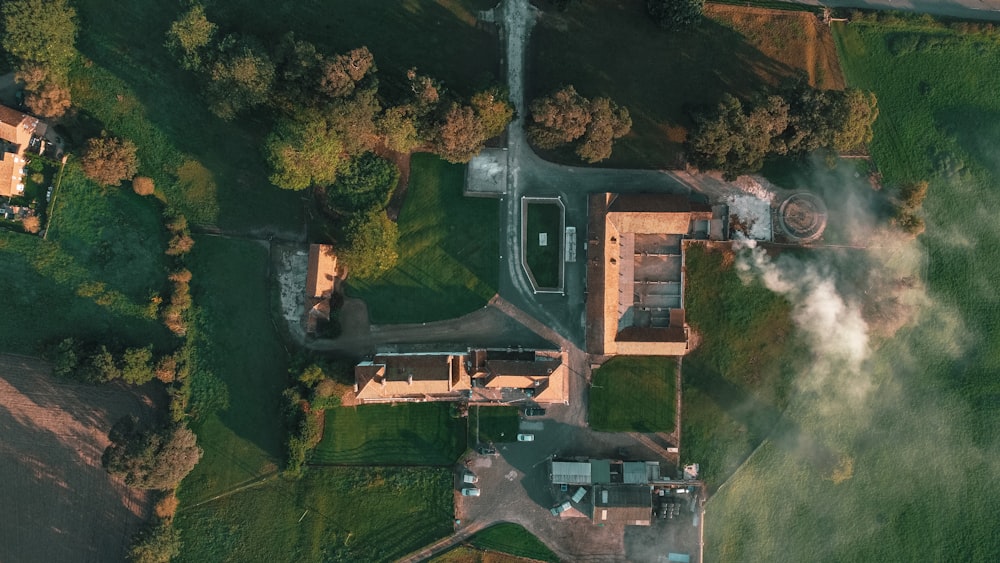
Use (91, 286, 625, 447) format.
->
(477, 445, 497, 456)
(523, 407, 546, 417)
(550, 501, 571, 516)
(461, 488, 481, 497)
(45, 186, 53, 202)
(463, 472, 479, 484)
(516, 434, 534, 442)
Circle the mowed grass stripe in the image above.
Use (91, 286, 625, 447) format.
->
(589, 356, 677, 433)
(313, 403, 466, 465)
(347, 154, 499, 324)
(176, 467, 453, 563)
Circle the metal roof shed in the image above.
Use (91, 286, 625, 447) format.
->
(623, 462, 648, 484)
(591, 460, 612, 484)
(551, 461, 591, 485)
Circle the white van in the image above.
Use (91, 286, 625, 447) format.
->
(463, 472, 479, 484)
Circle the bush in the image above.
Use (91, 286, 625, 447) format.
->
(21, 215, 41, 233)
(133, 176, 155, 196)
(647, 0, 704, 31)
(324, 152, 399, 217)
(127, 521, 180, 563)
(103, 419, 203, 490)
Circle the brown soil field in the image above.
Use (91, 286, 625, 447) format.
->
(0, 354, 159, 563)
(706, 5, 845, 90)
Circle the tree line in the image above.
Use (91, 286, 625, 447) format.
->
(686, 83, 879, 179)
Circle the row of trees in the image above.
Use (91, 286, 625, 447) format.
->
(893, 180, 928, 236)
(51, 338, 173, 385)
(687, 85, 879, 179)
(527, 85, 632, 163)
(0, 0, 76, 118)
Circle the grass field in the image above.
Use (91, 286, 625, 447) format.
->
(346, 154, 499, 323)
(524, 201, 562, 289)
(471, 405, 520, 444)
(176, 466, 453, 562)
(468, 523, 559, 562)
(528, 1, 843, 168)
(697, 21, 1000, 562)
(312, 403, 466, 465)
(0, 355, 155, 562)
(430, 546, 537, 563)
(178, 237, 289, 504)
(588, 356, 677, 433)
(0, 166, 171, 354)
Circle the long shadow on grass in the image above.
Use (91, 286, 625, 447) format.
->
(529, 11, 804, 167)
(688, 365, 841, 484)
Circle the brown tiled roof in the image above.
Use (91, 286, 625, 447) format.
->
(0, 153, 16, 198)
(355, 354, 472, 402)
(586, 193, 703, 357)
(305, 244, 338, 299)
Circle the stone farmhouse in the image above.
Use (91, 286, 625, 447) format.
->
(586, 193, 712, 357)
(354, 348, 568, 404)
(0, 105, 47, 199)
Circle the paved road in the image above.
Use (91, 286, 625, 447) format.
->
(791, 0, 1000, 21)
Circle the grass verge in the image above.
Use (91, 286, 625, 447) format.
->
(312, 402, 466, 465)
(175, 466, 453, 562)
(589, 356, 677, 433)
(346, 154, 499, 323)
(524, 202, 562, 289)
(468, 523, 559, 562)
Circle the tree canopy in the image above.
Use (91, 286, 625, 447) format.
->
(1, 0, 77, 73)
(103, 417, 203, 490)
(340, 210, 399, 279)
(325, 152, 399, 217)
(265, 111, 343, 190)
(528, 86, 632, 163)
(80, 137, 140, 187)
(647, 0, 704, 30)
(127, 522, 181, 563)
(165, 4, 216, 70)
(205, 36, 275, 120)
(687, 86, 879, 179)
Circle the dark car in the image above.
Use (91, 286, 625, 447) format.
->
(477, 445, 497, 456)
(523, 407, 546, 417)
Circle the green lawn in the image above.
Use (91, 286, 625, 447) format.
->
(312, 403, 467, 465)
(178, 237, 290, 504)
(468, 523, 559, 562)
(175, 467, 453, 563)
(588, 356, 677, 433)
(346, 154, 499, 323)
(471, 405, 520, 444)
(0, 165, 171, 353)
(524, 202, 562, 289)
(698, 21, 1000, 562)
(528, 0, 839, 168)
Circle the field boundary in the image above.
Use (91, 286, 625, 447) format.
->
(520, 196, 565, 294)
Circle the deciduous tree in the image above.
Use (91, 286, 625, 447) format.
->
(1, 0, 77, 73)
(205, 36, 275, 120)
(127, 521, 180, 563)
(378, 105, 423, 153)
(647, 0, 704, 30)
(340, 210, 399, 278)
(325, 152, 398, 217)
(80, 137, 140, 187)
(528, 85, 592, 149)
(103, 418, 203, 490)
(265, 110, 343, 190)
(318, 46, 375, 99)
(576, 97, 632, 163)
(165, 4, 216, 70)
